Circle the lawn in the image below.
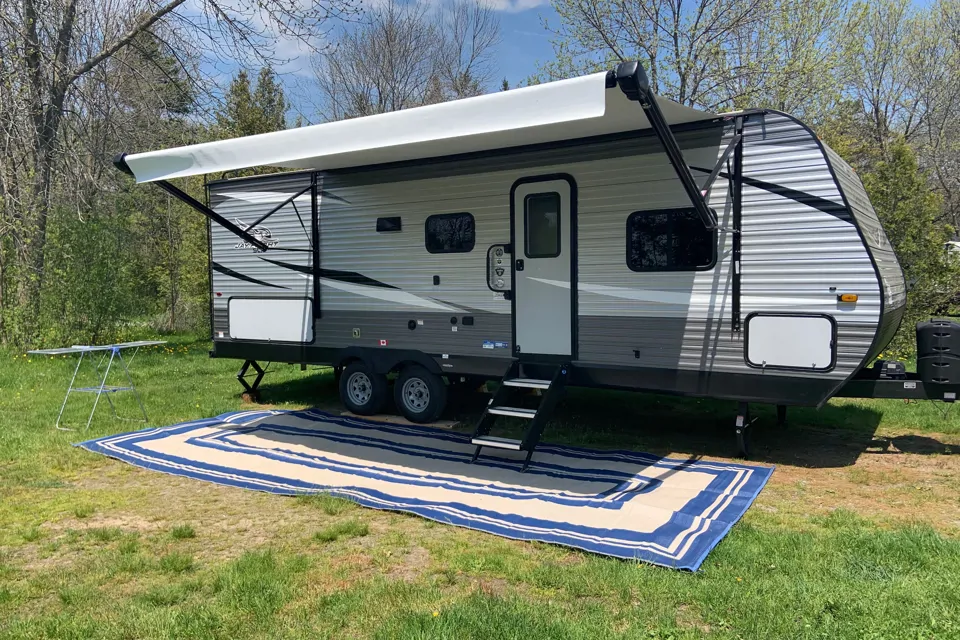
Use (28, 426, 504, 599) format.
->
(1, 336, 959, 639)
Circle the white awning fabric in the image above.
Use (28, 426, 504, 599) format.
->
(123, 72, 717, 183)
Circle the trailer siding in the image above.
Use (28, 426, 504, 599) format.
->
(311, 127, 725, 359)
(208, 173, 315, 340)
(205, 111, 893, 405)
(823, 144, 907, 360)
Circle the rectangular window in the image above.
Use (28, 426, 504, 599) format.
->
(524, 192, 561, 258)
(626, 208, 717, 272)
(425, 213, 475, 253)
(376, 216, 402, 232)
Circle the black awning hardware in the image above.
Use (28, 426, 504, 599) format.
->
(613, 61, 720, 230)
(113, 153, 269, 252)
(701, 132, 742, 197)
(249, 184, 312, 230)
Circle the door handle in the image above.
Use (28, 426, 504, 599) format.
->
(515, 259, 524, 271)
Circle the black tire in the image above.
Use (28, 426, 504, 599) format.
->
(394, 364, 447, 423)
(339, 361, 388, 415)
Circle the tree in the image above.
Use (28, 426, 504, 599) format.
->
(840, 0, 923, 149)
(314, 0, 500, 120)
(0, 0, 357, 345)
(533, 0, 850, 113)
(217, 68, 288, 137)
(860, 140, 960, 354)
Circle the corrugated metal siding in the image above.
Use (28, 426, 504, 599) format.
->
(824, 145, 907, 358)
(735, 113, 881, 380)
(208, 173, 314, 339)
(207, 111, 895, 399)
(313, 126, 725, 355)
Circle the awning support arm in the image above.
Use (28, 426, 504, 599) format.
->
(249, 184, 312, 230)
(113, 153, 269, 252)
(612, 61, 717, 229)
(701, 133, 742, 197)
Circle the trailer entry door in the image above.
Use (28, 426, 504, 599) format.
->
(511, 177, 575, 357)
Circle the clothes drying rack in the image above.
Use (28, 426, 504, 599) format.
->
(28, 341, 166, 431)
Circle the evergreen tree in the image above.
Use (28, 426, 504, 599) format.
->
(217, 67, 288, 137)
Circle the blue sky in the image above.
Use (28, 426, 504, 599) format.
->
(265, 1, 561, 120)
(492, 3, 558, 87)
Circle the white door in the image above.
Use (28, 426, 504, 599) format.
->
(512, 178, 574, 357)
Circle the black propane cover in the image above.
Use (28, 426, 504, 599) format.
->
(917, 319, 960, 385)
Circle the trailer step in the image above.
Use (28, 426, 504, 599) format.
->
(502, 378, 552, 389)
(488, 406, 537, 418)
(470, 363, 571, 471)
(470, 436, 522, 450)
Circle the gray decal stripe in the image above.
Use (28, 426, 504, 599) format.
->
(258, 257, 400, 290)
(211, 262, 290, 290)
(691, 166, 849, 220)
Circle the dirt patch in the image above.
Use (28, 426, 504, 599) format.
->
(472, 576, 509, 597)
(385, 545, 431, 583)
(675, 603, 712, 634)
(726, 427, 960, 533)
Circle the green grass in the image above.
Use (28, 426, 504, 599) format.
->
(295, 492, 357, 516)
(313, 519, 370, 543)
(1, 334, 959, 638)
(170, 524, 197, 540)
(159, 553, 195, 574)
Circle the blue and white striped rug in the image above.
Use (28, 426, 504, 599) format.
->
(78, 409, 773, 570)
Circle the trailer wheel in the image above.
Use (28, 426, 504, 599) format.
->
(395, 364, 447, 423)
(339, 361, 387, 415)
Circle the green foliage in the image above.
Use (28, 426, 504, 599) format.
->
(212, 550, 309, 619)
(294, 492, 356, 515)
(313, 519, 369, 543)
(159, 552, 195, 574)
(856, 140, 958, 356)
(170, 524, 197, 540)
(38, 208, 150, 346)
(216, 68, 288, 138)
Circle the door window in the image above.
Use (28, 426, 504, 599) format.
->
(524, 192, 561, 258)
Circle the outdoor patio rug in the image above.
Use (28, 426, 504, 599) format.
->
(78, 408, 774, 570)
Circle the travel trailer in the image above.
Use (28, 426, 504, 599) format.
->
(115, 62, 957, 465)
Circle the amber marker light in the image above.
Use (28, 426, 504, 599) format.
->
(838, 293, 858, 302)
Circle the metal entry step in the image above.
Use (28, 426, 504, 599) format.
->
(470, 362, 570, 471)
(488, 406, 537, 418)
(502, 378, 552, 390)
(470, 435, 522, 450)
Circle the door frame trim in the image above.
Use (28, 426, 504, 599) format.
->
(508, 173, 578, 361)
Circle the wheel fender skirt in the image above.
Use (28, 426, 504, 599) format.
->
(336, 347, 443, 376)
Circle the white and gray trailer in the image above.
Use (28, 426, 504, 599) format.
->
(116, 62, 955, 465)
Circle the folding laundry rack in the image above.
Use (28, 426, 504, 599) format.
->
(28, 340, 166, 431)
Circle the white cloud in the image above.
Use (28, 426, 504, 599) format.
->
(480, 0, 551, 12)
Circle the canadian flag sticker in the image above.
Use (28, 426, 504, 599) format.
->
(379, 339, 388, 346)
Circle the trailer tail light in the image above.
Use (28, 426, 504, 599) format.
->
(838, 293, 858, 302)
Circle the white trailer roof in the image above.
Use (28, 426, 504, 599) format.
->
(123, 72, 717, 183)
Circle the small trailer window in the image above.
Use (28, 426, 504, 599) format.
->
(626, 208, 716, 272)
(524, 192, 561, 258)
(425, 213, 475, 253)
(377, 216, 402, 232)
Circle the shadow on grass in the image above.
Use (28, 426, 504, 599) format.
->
(251, 373, 952, 469)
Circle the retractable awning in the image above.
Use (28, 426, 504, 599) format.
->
(118, 72, 717, 183)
